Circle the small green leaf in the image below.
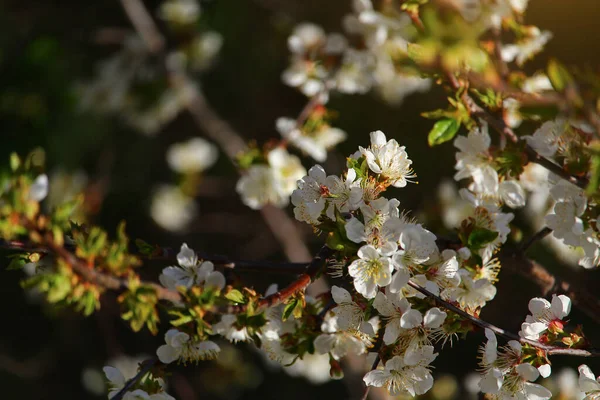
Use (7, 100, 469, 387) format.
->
(7, 254, 28, 270)
(428, 118, 460, 146)
(9, 153, 21, 172)
(468, 228, 499, 250)
(282, 298, 299, 321)
(225, 289, 245, 304)
(586, 155, 600, 197)
(547, 59, 574, 92)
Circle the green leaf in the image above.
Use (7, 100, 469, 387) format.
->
(135, 238, 155, 256)
(282, 298, 299, 321)
(225, 289, 245, 304)
(9, 153, 21, 172)
(547, 59, 574, 92)
(428, 118, 460, 146)
(468, 228, 499, 250)
(7, 254, 28, 270)
(586, 154, 600, 197)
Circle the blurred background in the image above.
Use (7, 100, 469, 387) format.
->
(0, 0, 599, 399)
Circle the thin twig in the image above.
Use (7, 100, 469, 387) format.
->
(524, 146, 589, 189)
(520, 227, 553, 252)
(0, 239, 309, 274)
(118, 0, 314, 264)
(406, 280, 600, 357)
(229, 246, 333, 313)
(446, 71, 590, 189)
(360, 355, 381, 400)
(119, 0, 164, 52)
(110, 358, 158, 400)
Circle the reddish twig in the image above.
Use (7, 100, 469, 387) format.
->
(229, 245, 333, 313)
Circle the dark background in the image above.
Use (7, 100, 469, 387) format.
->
(0, 0, 599, 399)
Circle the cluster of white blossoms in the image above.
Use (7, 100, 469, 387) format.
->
(285, 130, 514, 396)
(80, 0, 221, 135)
(276, 114, 346, 163)
(281, 1, 431, 105)
(236, 147, 307, 210)
(479, 329, 553, 399)
(151, 137, 218, 231)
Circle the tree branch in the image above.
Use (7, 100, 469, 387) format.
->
(520, 227, 553, 252)
(360, 354, 381, 400)
(229, 245, 333, 313)
(119, 0, 314, 264)
(445, 71, 589, 190)
(406, 280, 600, 357)
(0, 239, 309, 274)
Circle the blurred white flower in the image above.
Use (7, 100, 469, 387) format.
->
(150, 185, 197, 232)
(158, 0, 200, 25)
(29, 174, 49, 202)
(166, 137, 218, 174)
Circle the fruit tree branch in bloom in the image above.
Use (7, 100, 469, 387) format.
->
(445, 71, 590, 190)
(406, 280, 600, 357)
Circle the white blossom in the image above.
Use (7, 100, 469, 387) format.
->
(523, 119, 566, 158)
(158, 0, 200, 24)
(393, 224, 438, 270)
(501, 28, 553, 67)
(276, 117, 347, 162)
(363, 346, 437, 396)
(150, 185, 197, 232)
(292, 165, 328, 224)
(345, 197, 401, 255)
(519, 294, 571, 340)
(578, 365, 600, 399)
(360, 130, 416, 187)
(442, 269, 496, 311)
(331, 285, 364, 331)
(159, 243, 225, 291)
(348, 245, 394, 299)
(166, 137, 218, 173)
(236, 148, 306, 210)
(479, 329, 552, 399)
(29, 174, 49, 202)
(214, 314, 251, 343)
(324, 169, 363, 220)
(372, 291, 412, 345)
(156, 329, 220, 364)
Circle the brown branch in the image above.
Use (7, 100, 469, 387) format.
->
(119, 0, 164, 52)
(498, 251, 600, 325)
(229, 245, 333, 313)
(118, 0, 313, 264)
(520, 227, 553, 252)
(360, 355, 381, 400)
(446, 71, 590, 189)
(110, 358, 158, 400)
(0, 239, 309, 275)
(524, 146, 589, 189)
(407, 280, 600, 357)
(41, 233, 183, 303)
